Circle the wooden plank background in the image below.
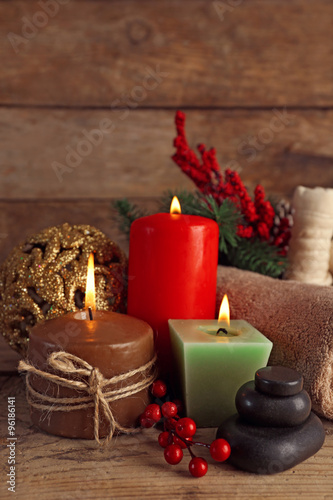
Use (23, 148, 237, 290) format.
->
(1, 0, 333, 107)
(1, 109, 333, 202)
(1, 1, 332, 234)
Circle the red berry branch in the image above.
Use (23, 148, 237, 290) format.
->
(139, 380, 231, 478)
(172, 111, 290, 254)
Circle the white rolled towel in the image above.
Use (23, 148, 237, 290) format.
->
(285, 186, 333, 285)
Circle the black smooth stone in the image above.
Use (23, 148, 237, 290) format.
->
(236, 381, 311, 427)
(255, 366, 303, 396)
(216, 412, 325, 474)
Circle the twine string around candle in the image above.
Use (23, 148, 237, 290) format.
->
(18, 351, 157, 444)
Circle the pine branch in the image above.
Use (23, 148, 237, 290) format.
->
(159, 190, 201, 214)
(160, 190, 241, 253)
(112, 192, 288, 278)
(112, 199, 146, 237)
(226, 238, 288, 278)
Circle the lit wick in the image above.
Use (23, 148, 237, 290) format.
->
(86, 253, 96, 321)
(88, 307, 93, 321)
(217, 294, 230, 335)
(170, 196, 181, 214)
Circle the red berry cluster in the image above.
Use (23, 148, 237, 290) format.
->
(172, 110, 291, 252)
(139, 380, 231, 478)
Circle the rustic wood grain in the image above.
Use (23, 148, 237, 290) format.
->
(1, 0, 332, 107)
(0, 198, 164, 263)
(0, 375, 333, 500)
(1, 109, 332, 201)
(0, 199, 137, 264)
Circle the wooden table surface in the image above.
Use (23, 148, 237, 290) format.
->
(1, 342, 333, 500)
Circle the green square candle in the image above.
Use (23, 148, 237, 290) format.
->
(169, 319, 273, 427)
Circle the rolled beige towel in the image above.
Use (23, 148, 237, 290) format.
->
(285, 186, 333, 286)
(216, 266, 333, 419)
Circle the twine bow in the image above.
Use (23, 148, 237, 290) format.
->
(18, 351, 157, 444)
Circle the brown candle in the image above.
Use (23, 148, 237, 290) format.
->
(27, 310, 154, 439)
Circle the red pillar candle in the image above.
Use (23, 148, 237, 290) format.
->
(127, 197, 219, 375)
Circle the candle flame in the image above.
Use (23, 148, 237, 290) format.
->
(218, 294, 230, 326)
(85, 253, 96, 311)
(170, 196, 181, 214)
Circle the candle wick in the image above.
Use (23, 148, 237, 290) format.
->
(216, 327, 228, 336)
(88, 307, 93, 321)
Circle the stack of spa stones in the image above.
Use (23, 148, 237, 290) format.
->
(217, 366, 325, 474)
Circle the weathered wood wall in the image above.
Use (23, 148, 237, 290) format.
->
(0, 0, 332, 263)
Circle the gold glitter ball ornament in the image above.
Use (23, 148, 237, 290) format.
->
(0, 223, 128, 357)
